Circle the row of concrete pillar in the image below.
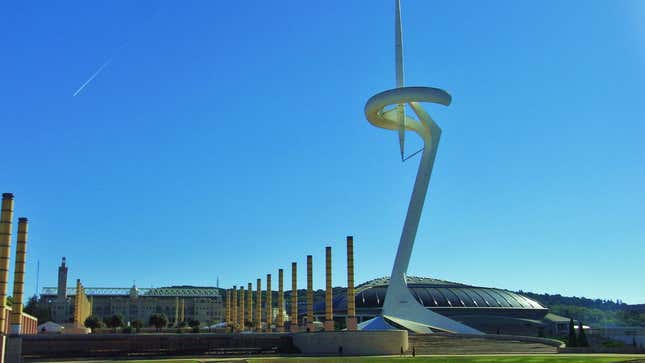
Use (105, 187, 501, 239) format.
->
(0, 193, 30, 336)
(224, 236, 356, 332)
(0, 193, 30, 363)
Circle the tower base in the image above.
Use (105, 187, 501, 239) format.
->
(358, 313, 481, 335)
(380, 273, 482, 334)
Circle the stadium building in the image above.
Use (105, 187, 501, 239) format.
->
(39, 258, 224, 326)
(308, 276, 570, 337)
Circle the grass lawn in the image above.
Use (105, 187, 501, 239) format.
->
(248, 356, 644, 363)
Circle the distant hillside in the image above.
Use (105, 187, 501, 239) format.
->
(518, 291, 628, 311)
(518, 291, 645, 327)
(630, 304, 645, 312)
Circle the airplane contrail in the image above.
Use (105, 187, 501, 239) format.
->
(72, 5, 161, 97)
(72, 57, 113, 97)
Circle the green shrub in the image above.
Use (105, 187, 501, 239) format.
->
(602, 340, 625, 348)
(149, 313, 168, 332)
(131, 320, 144, 333)
(84, 315, 103, 332)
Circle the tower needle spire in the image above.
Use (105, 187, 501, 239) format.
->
(395, 0, 404, 88)
(395, 0, 405, 161)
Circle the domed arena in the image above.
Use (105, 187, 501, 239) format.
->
(309, 276, 568, 336)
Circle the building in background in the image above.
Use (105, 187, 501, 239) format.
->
(593, 326, 645, 347)
(40, 258, 224, 326)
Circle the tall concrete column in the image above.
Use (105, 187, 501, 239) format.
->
(255, 278, 262, 332)
(246, 282, 253, 324)
(0, 193, 14, 341)
(74, 279, 92, 328)
(9, 218, 27, 335)
(276, 268, 284, 331)
(306, 255, 314, 331)
(176, 296, 181, 327)
(224, 291, 230, 326)
(324, 246, 333, 331)
(238, 286, 245, 331)
(179, 298, 185, 325)
(73, 279, 81, 327)
(231, 286, 237, 331)
(346, 236, 357, 330)
(290, 262, 298, 332)
(266, 274, 272, 330)
(0, 208, 19, 363)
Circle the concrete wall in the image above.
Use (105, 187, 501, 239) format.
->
(292, 330, 408, 355)
(439, 332, 565, 348)
(2, 307, 37, 335)
(559, 346, 644, 354)
(590, 326, 645, 348)
(21, 333, 296, 359)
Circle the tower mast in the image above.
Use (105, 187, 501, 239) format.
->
(395, 0, 406, 161)
(362, 1, 482, 334)
(395, 0, 404, 88)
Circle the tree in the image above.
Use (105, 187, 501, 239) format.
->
(189, 319, 200, 333)
(568, 318, 577, 347)
(23, 295, 51, 324)
(84, 315, 103, 332)
(132, 319, 144, 333)
(577, 321, 588, 347)
(149, 313, 168, 332)
(105, 314, 124, 332)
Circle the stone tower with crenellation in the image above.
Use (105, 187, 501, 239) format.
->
(57, 257, 68, 300)
(52, 257, 71, 322)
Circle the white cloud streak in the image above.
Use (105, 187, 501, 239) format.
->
(72, 57, 113, 97)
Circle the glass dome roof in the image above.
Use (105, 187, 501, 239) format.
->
(355, 276, 545, 309)
(310, 276, 546, 313)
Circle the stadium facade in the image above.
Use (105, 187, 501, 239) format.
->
(39, 258, 224, 326)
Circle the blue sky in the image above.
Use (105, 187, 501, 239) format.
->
(1, 1, 643, 303)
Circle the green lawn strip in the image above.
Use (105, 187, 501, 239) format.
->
(249, 356, 638, 363)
